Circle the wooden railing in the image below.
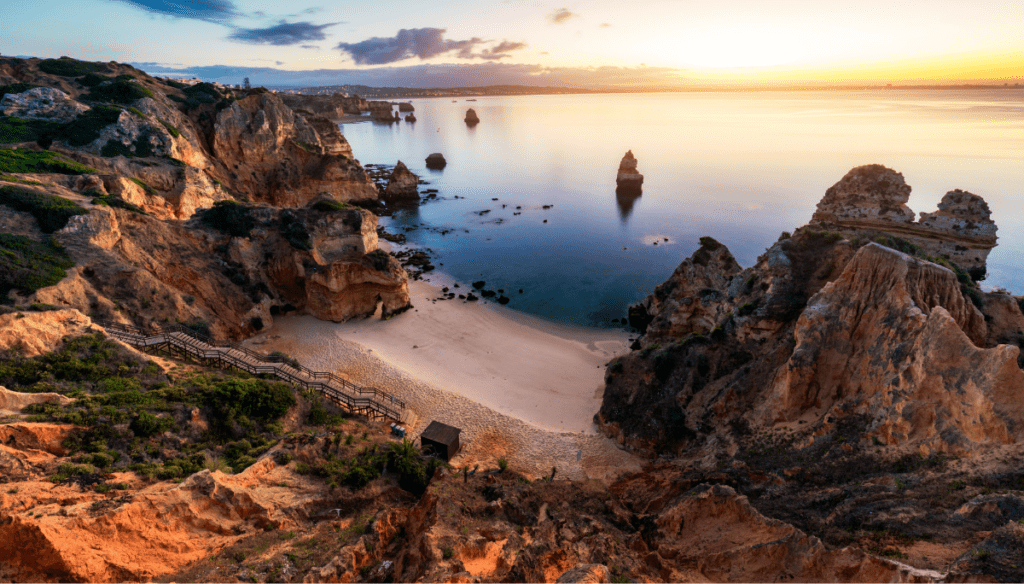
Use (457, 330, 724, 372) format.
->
(95, 319, 407, 422)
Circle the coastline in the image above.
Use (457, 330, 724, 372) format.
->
(244, 278, 642, 480)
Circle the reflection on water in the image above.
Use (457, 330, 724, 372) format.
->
(341, 89, 1024, 327)
(615, 188, 642, 221)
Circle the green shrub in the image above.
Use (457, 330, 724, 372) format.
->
(38, 58, 100, 77)
(100, 135, 154, 158)
(0, 83, 40, 98)
(498, 457, 508, 472)
(0, 234, 74, 300)
(280, 214, 311, 250)
(0, 185, 89, 232)
(129, 177, 157, 196)
(203, 378, 296, 423)
(366, 249, 392, 272)
(130, 411, 168, 438)
(0, 117, 61, 145)
(311, 199, 347, 212)
(0, 148, 96, 175)
(202, 200, 254, 237)
(77, 73, 112, 87)
(60, 105, 124, 147)
(306, 398, 330, 425)
(86, 80, 154, 104)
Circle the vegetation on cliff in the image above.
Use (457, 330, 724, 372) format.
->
(0, 185, 88, 232)
(0, 234, 75, 301)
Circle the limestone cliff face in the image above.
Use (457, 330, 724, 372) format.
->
(599, 165, 1020, 459)
(279, 93, 368, 118)
(756, 243, 1021, 452)
(812, 164, 997, 275)
(211, 93, 377, 207)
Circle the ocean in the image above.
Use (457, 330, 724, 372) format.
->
(339, 89, 1024, 328)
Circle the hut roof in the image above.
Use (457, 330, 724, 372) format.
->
(421, 421, 461, 446)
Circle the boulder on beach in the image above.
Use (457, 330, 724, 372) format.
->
(383, 161, 419, 201)
(615, 150, 644, 193)
(425, 153, 447, 169)
(465, 108, 480, 125)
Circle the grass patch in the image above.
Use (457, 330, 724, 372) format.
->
(0, 148, 97, 175)
(311, 199, 347, 212)
(129, 178, 158, 196)
(0, 174, 45, 186)
(159, 119, 180, 138)
(38, 58, 100, 77)
(76, 73, 112, 88)
(0, 234, 74, 300)
(0, 185, 89, 232)
(86, 80, 154, 104)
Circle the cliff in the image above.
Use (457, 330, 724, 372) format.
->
(0, 56, 407, 339)
(602, 165, 1015, 459)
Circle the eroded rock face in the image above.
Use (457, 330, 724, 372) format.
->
(383, 161, 419, 202)
(0, 309, 101, 358)
(212, 93, 377, 206)
(756, 244, 1021, 453)
(615, 150, 643, 192)
(0, 87, 90, 123)
(812, 164, 997, 274)
(0, 388, 74, 416)
(297, 114, 354, 157)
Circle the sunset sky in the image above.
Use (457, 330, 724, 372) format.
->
(3, 0, 1022, 87)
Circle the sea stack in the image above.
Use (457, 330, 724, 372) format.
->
(405, 113, 416, 122)
(616, 150, 644, 193)
(383, 161, 419, 201)
(425, 153, 447, 169)
(465, 108, 480, 125)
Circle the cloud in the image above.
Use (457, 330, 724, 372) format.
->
(300, 44, 320, 50)
(114, 0, 238, 23)
(491, 41, 527, 53)
(474, 41, 527, 61)
(548, 8, 577, 24)
(336, 28, 497, 65)
(228, 21, 337, 45)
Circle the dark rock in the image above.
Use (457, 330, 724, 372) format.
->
(498, 295, 510, 305)
(465, 108, 480, 125)
(425, 153, 447, 169)
(472, 281, 486, 289)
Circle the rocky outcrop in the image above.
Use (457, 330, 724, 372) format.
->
(211, 93, 377, 206)
(615, 150, 643, 193)
(812, 164, 997, 275)
(405, 113, 416, 122)
(0, 387, 74, 415)
(397, 103, 415, 112)
(278, 93, 368, 118)
(425, 153, 447, 169)
(369, 101, 395, 122)
(0, 309, 102, 358)
(0, 87, 89, 123)
(600, 165, 1015, 459)
(294, 113, 353, 158)
(465, 108, 480, 125)
(384, 161, 420, 202)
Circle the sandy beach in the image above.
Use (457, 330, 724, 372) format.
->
(244, 280, 643, 480)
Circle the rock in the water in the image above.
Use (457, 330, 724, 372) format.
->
(368, 101, 395, 122)
(404, 113, 416, 122)
(465, 108, 480, 125)
(0, 87, 90, 123)
(425, 152, 447, 169)
(383, 161, 419, 201)
(615, 150, 643, 193)
(397, 102, 415, 112)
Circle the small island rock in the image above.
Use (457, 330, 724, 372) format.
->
(383, 161, 419, 201)
(465, 108, 480, 125)
(425, 153, 447, 169)
(615, 150, 644, 193)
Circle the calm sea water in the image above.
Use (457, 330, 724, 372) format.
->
(340, 90, 1024, 328)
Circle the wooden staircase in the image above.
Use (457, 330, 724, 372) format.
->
(96, 320, 408, 423)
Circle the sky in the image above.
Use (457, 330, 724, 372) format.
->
(2, 0, 1022, 88)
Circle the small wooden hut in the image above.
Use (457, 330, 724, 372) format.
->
(420, 421, 461, 461)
